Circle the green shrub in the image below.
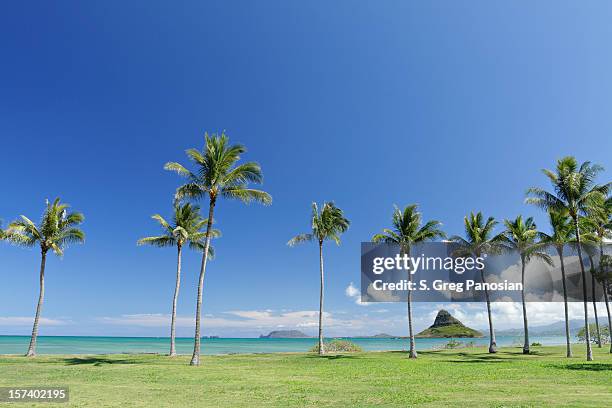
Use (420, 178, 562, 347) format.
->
(577, 324, 610, 344)
(443, 339, 463, 349)
(310, 340, 363, 353)
(531, 342, 542, 347)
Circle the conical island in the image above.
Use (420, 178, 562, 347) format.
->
(416, 309, 483, 338)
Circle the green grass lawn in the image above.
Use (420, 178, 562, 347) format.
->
(1, 346, 611, 407)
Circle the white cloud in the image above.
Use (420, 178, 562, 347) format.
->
(345, 282, 369, 306)
(0, 317, 70, 326)
(364, 281, 402, 302)
(98, 310, 369, 333)
(76, 300, 612, 337)
(345, 283, 359, 297)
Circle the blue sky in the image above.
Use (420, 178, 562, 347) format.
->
(1, 1, 611, 337)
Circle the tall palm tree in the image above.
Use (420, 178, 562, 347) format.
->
(7, 198, 84, 357)
(165, 132, 272, 366)
(502, 216, 552, 354)
(451, 212, 506, 353)
(288, 202, 349, 355)
(371, 204, 445, 358)
(526, 156, 609, 361)
(138, 203, 220, 357)
(539, 208, 575, 357)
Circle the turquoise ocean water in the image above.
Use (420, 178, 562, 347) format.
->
(0, 335, 569, 355)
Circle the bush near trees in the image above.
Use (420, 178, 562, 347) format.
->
(577, 324, 610, 344)
(310, 340, 363, 353)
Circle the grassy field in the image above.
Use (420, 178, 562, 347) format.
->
(0, 346, 611, 407)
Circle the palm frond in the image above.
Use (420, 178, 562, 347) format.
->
(221, 187, 272, 205)
(287, 233, 313, 246)
(11, 216, 42, 240)
(50, 242, 63, 257)
(188, 241, 215, 258)
(137, 235, 177, 248)
(3, 228, 37, 247)
(525, 188, 564, 211)
(175, 183, 206, 201)
(55, 228, 85, 250)
(151, 214, 171, 231)
(223, 162, 264, 185)
(164, 162, 194, 178)
(372, 229, 401, 244)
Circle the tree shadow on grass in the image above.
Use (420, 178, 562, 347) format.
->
(62, 357, 142, 366)
(442, 356, 508, 363)
(439, 351, 518, 363)
(441, 359, 507, 364)
(305, 354, 360, 360)
(384, 350, 510, 360)
(553, 363, 612, 372)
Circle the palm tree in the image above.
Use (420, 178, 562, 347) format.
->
(526, 156, 609, 360)
(502, 216, 552, 354)
(539, 208, 575, 357)
(165, 132, 272, 366)
(7, 198, 84, 357)
(371, 204, 445, 358)
(288, 202, 349, 355)
(138, 203, 220, 357)
(451, 212, 506, 353)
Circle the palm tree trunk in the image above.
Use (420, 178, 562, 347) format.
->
(404, 248, 417, 359)
(599, 242, 612, 354)
(558, 248, 572, 358)
(521, 257, 529, 354)
(573, 218, 593, 361)
(604, 281, 612, 354)
(407, 281, 417, 358)
(481, 268, 496, 353)
(318, 240, 325, 355)
(26, 250, 46, 357)
(169, 243, 182, 357)
(589, 255, 602, 348)
(190, 198, 216, 366)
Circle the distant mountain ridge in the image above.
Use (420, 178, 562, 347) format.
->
(497, 319, 597, 336)
(256, 318, 597, 339)
(259, 330, 310, 338)
(362, 333, 400, 338)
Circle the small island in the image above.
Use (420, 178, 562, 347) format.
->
(416, 310, 483, 338)
(364, 333, 400, 338)
(259, 330, 311, 338)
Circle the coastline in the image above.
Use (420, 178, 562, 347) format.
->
(0, 334, 571, 355)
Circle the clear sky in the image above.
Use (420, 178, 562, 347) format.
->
(1, 1, 611, 337)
